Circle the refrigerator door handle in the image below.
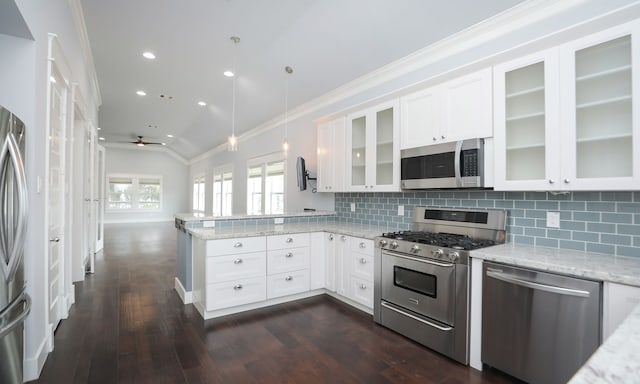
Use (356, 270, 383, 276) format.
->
(0, 132, 29, 283)
(0, 291, 31, 339)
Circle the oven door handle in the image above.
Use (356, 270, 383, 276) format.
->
(382, 250, 454, 268)
(381, 302, 453, 331)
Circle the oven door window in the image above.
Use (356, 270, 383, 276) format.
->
(393, 266, 437, 298)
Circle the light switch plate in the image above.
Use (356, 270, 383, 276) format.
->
(398, 205, 404, 216)
(203, 220, 215, 228)
(546, 212, 560, 228)
(274, 217, 284, 224)
(350, 203, 356, 212)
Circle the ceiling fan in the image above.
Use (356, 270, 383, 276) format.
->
(127, 135, 164, 147)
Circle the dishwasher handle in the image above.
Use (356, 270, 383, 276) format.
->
(486, 269, 591, 298)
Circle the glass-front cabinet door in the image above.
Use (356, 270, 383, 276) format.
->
(493, 49, 561, 191)
(346, 100, 399, 191)
(560, 22, 639, 190)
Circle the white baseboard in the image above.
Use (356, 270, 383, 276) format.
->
(174, 277, 192, 304)
(23, 333, 51, 382)
(104, 217, 174, 224)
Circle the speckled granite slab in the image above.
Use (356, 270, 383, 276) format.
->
(175, 210, 336, 222)
(471, 243, 640, 287)
(569, 303, 640, 383)
(188, 222, 387, 241)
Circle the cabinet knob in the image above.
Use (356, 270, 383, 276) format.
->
(234, 258, 243, 264)
(359, 258, 367, 264)
(564, 179, 570, 184)
(341, 236, 347, 241)
(234, 242, 243, 248)
(329, 234, 334, 241)
(285, 252, 293, 258)
(285, 237, 293, 243)
(441, 135, 445, 140)
(432, 137, 437, 141)
(359, 242, 366, 249)
(233, 284, 243, 290)
(360, 284, 367, 290)
(548, 179, 555, 184)
(285, 276, 293, 281)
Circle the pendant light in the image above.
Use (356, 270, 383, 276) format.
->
(227, 36, 240, 151)
(282, 66, 293, 154)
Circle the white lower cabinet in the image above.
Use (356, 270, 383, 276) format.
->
(266, 233, 310, 299)
(333, 236, 375, 310)
(310, 232, 327, 290)
(267, 270, 310, 299)
(207, 276, 266, 310)
(603, 282, 640, 339)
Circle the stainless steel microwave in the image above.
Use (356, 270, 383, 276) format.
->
(400, 138, 485, 189)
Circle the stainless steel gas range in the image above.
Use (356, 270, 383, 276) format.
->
(373, 207, 506, 365)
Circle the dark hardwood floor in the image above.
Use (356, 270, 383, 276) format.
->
(32, 222, 516, 384)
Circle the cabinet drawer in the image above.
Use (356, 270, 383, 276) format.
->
(206, 276, 266, 310)
(206, 251, 266, 283)
(350, 238, 374, 254)
(267, 233, 310, 250)
(349, 252, 374, 281)
(267, 270, 310, 299)
(350, 276, 374, 309)
(267, 247, 310, 275)
(206, 236, 265, 256)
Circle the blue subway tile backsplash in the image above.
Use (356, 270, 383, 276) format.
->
(335, 191, 640, 257)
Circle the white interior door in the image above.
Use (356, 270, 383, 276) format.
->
(47, 60, 68, 333)
(94, 145, 105, 252)
(84, 124, 96, 274)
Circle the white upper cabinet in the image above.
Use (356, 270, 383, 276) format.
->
(317, 116, 345, 192)
(346, 100, 400, 192)
(400, 68, 493, 149)
(494, 21, 640, 191)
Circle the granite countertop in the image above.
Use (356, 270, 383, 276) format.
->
(569, 303, 640, 383)
(471, 243, 640, 287)
(175, 210, 336, 222)
(188, 222, 387, 241)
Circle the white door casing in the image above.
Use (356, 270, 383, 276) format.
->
(94, 145, 105, 253)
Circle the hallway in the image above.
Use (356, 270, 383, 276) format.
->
(32, 222, 514, 383)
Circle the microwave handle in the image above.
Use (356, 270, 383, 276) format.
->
(454, 140, 463, 187)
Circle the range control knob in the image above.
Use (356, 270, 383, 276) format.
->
(411, 244, 420, 253)
(378, 239, 388, 247)
(390, 241, 399, 249)
(448, 251, 459, 262)
(431, 248, 444, 258)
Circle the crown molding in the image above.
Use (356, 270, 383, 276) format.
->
(103, 142, 189, 165)
(67, 0, 101, 108)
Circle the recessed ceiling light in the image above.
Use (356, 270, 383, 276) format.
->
(223, 70, 234, 77)
(142, 51, 156, 59)
(161, 143, 166, 146)
(167, 134, 174, 138)
(136, 90, 147, 96)
(98, 137, 105, 141)
(197, 101, 207, 106)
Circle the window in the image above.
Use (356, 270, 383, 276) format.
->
(193, 176, 205, 212)
(213, 166, 233, 216)
(107, 175, 162, 211)
(247, 154, 285, 215)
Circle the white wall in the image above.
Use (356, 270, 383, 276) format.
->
(104, 147, 189, 222)
(0, 0, 100, 380)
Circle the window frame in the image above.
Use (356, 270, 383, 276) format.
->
(106, 173, 163, 212)
(246, 153, 286, 215)
(212, 164, 233, 216)
(193, 174, 206, 213)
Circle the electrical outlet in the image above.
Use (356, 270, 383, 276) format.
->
(398, 205, 404, 216)
(203, 220, 215, 228)
(546, 212, 560, 228)
(274, 217, 284, 224)
(350, 203, 356, 212)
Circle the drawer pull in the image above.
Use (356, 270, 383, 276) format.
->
(359, 242, 366, 249)
(329, 234, 334, 241)
(285, 252, 293, 258)
(233, 258, 243, 264)
(359, 258, 367, 264)
(234, 242, 243, 248)
(341, 236, 347, 241)
(285, 276, 293, 281)
(360, 284, 367, 290)
(233, 284, 243, 290)
(285, 237, 294, 243)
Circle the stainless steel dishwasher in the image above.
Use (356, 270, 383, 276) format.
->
(482, 261, 601, 384)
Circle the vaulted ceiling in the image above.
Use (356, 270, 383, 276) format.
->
(81, 0, 525, 159)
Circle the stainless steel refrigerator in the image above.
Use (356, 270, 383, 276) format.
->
(0, 105, 31, 384)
